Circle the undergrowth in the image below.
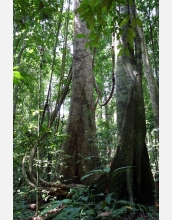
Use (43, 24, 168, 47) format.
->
(13, 183, 159, 219)
(38, 187, 159, 220)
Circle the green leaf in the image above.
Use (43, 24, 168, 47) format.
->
(128, 0, 133, 5)
(119, 15, 130, 27)
(89, 31, 98, 40)
(112, 166, 134, 178)
(89, 18, 96, 29)
(125, 206, 133, 210)
(131, 18, 137, 28)
(117, 44, 123, 49)
(13, 78, 21, 85)
(103, 167, 110, 173)
(13, 71, 24, 80)
(117, 48, 124, 57)
(91, 169, 105, 173)
(81, 173, 92, 181)
(103, 29, 109, 36)
(127, 27, 135, 44)
(135, 17, 142, 27)
(28, 49, 34, 53)
(62, 199, 71, 204)
(105, 192, 113, 204)
(85, 41, 90, 49)
(129, 27, 136, 38)
(94, 33, 101, 45)
(81, 196, 89, 202)
(132, 17, 142, 28)
(76, 34, 87, 38)
(67, 207, 81, 217)
(125, 48, 130, 56)
(40, 201, 62, 216)
(13, 66, 19, 70)
(81, 169, 104, 180)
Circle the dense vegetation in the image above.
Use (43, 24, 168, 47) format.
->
(13, 0, 159, 219)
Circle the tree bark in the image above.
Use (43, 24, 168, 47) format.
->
(138, 27, 159, 128)
(93, 3, 154, 206)
(54, 0, 102, 185)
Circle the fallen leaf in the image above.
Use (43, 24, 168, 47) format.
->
(97, 211, 112, 217)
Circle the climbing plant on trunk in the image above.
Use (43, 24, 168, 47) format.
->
(92, 2, 155, 205)
(54, 0, 102, 185)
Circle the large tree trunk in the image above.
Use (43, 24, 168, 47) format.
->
(54, 0, 102, 185)
(93, 4, 154, 205)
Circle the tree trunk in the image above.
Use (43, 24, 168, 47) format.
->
(93, 3, 154, 206)
(54, 0, 102, 185)
(138, 26, 159, 128)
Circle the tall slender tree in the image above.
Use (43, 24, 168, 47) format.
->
(54, 0, 102, 185)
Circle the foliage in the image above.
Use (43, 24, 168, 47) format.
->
(13, 187, 158, 219)
(13, 189, 34, 220)
(81, 166, 133, 182)
(36, 167, 158, 219)
(38, 186, 158, 219)
(13, 0, 159, 217)
(75, 0, 142, 55)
